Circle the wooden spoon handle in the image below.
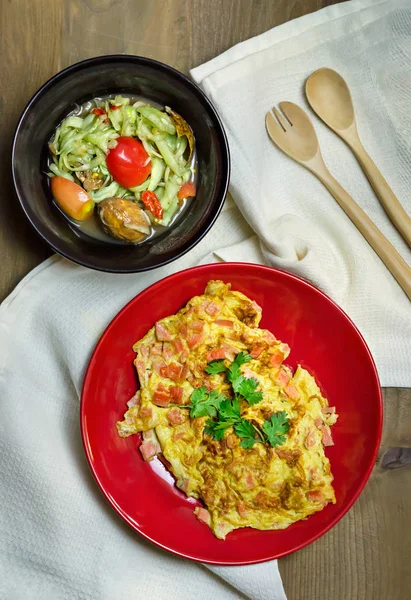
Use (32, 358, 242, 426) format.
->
(349, 140, 411, 246)
(316, 168, 411, 300)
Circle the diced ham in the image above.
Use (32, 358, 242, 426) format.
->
(135, 360, 146, 378)
(279, 343, 291, 359)
(140, 345, 150, 360)
(237, 501, 248, 518)
(180, 364, 189, 381)
(205, 301, 220, 316)
(180, 323, 188, 338)
(245, 473, 255, 489)
(126, 390, 141, 408)
(139, 440, 158, 462)
(250, 342, 265, 358)
(275, 368, 290, 388)
(322, 425, 334, 447)
(139, 406, 153, 419)
(153, 383, 172, 407)
(194, 506, 211, 526)
(155, 322, 172, 341)
(270, 350, 284, 367)
(189, 319, 204, 332)
(214, 319, 234, 327)
(162, 342, 174, 361)
(314, 417, 324, 429)
(152, 357, 166, 375)
(160, 362, 183, 381)
(187, 332, 205, 349)
(150, 342, 163, 356)
(173, 431, 186, 441)
(207, 347, 226, 362)
(221, 342, 241, 359)
(167, 407, 183, 425)
(226, 434, 236, 449)
(284, 384, 300, 399)
(170, 386, 184, 402)
(262, 330, 277, 344)
(305, 428, 318, 449)
(276, 448, 301, 467)
(307, 490, 325, 503)
(321, 406, 336, 415)
(173, 338, 185, 354)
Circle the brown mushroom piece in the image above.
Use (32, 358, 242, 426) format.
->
(98, 198, 151, 243)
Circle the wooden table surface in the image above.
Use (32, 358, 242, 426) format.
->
(2, 1, 410, 599)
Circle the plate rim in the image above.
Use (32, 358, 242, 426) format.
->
(80, 262, 383, 565)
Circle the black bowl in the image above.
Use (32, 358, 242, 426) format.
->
(12, 55, 230, 273)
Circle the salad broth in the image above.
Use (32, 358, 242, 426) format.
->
(48, 94, 197, 245)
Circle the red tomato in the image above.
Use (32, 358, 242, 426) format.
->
(50, 177, 95, 221)
(177, 181, 196, 200)
(106, 136, 151, 188)
(141, 191, 163, 219)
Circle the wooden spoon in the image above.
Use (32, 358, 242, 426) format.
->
(265, 102, 411, 300)
(305, 68, 411, 247)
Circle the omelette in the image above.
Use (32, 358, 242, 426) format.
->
(117, 280, 338, 539)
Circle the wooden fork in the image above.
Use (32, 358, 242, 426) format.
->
(265, 102, 411, 301)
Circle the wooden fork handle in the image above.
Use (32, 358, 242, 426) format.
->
(316, 169, 411, 300)
(349, 140, 411, 247)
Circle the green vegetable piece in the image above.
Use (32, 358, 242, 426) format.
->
(148, 158, 165, 192)
(189, 387, 226, 419)
(205, 360, 227, 375)
(237, 377, 263, 406)
(137, 106, 176, 135)
(155, 138, 182, 176)
(234, 420, 259, 449)
(262, 411, 290, 447)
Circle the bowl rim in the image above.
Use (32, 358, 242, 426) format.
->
(11, 54, 230, 273)
(80, 262, 383, 564)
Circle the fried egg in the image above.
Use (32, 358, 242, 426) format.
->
(117, 280, 338, 539)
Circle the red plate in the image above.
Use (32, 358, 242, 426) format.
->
(81, 263, 382, 565)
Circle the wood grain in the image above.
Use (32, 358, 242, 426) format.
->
(1, 2, 410, 600)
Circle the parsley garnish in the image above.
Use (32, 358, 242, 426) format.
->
(188, 386, 225, 418)
(184, 353, 290, 449)
(262, 411, 290, 447)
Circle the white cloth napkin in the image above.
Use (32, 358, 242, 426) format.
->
(192, 0, 411, 388)
(1, 1, 411, 599)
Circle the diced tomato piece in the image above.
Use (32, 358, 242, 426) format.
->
(177, 182, 196, 201)
(307, 490, 325, 503)
(305, 428, 318, 449)
(214, 319, 234, 327)
(189, 319, 204, 332)
(284, 384, 300, 399)
(150, 342, 163, 356)
(322, 406, 336, 414)
(250, 343, 265, 359)
(167, 407, 183, 425)
(170, 386, 184, 402)
(155, 322, 172, 341)
(187, 332, 205, 349)
(207, 347, 226, 362)
(270, 350, 284, 367)
(160, 362, 183, 381)
(139, 440, 158, 462)
(194, 506, 211, 526)
(322, 425, 334, 447)
(205, 301, 220, 316)
(275, 368, 290, 388)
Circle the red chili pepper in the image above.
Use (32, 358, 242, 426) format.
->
(92, 107, 107, 116)
(141, 191, 163, 220)
(110, 105, 122, 110)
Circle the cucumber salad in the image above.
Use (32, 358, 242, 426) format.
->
(47, 95, 196, 244)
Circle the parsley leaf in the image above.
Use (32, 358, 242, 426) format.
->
(204, 418, 233, 440)
(262, 411, 290, 447)
(189, 387, 226, 418)
(238, 377, 263, 406)
(205, 360, 227, 375)
(234, 419, 260, 449)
